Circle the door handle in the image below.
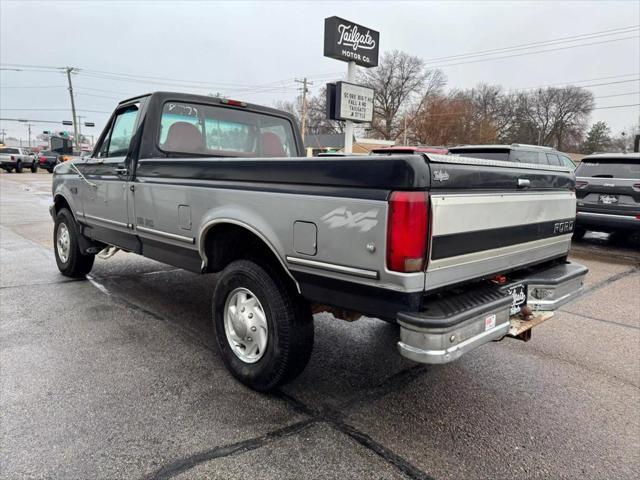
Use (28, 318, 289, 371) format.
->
(517, 178, 531, 189)
(115, 167, 129, 175)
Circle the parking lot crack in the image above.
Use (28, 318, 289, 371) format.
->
(273, 388, 434, 480)
(144, 418, 316, 480)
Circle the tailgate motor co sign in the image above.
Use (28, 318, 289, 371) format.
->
(335, 82, 374, 123)
(324, 16, 380, 68)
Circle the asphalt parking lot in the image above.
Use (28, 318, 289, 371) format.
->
(1, 172, 639, 480)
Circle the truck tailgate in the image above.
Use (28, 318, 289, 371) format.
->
(424, 154, 576, 291)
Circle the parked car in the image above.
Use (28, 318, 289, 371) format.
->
(574, 152, 640, 239)
(0, 147, 39, 173)
(370, 146, 449, 155)
(449, 144, 576, 169)
(38, 150, 60, 173)
(50, 91, 587, 391)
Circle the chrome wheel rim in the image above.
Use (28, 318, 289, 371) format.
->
(56, 223, 70, 263)
(223, 287, 268, 363)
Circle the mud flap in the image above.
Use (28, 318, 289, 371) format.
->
(507, 311, 554, 342)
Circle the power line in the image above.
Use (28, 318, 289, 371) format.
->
(0, 85, 66, 89)
(0, 108, 111, 113)
(422, 25, 639, 64)
(513, 73, 639, 91)
(594, 91, 640, 99)
(592, 103, 640, 110)
(427, 35, 639, 69)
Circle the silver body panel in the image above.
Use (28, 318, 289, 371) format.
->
(425, 191, 575, 291)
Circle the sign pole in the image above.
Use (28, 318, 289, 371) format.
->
(344, 61, 356, 154)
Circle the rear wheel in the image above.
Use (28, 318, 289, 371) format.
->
(572, 227, 586, 240)
(212, 259, 314, 391)
(54, 208, 95, 277)
(15, 161, 22, 173)
(30, 162, 38, 173)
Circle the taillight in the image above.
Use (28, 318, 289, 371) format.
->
(221, 99, 247, 107)
(575, 180, 589, 189)
(387, 191, 429, 273)
(633, 183, 640, 191)
(10, 156, 15, 161)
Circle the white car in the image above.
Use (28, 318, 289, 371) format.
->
(0, 147, 39, 173)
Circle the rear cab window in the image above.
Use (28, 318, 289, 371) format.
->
(0, 148, 19, 154)
(575, 157, 640, 179)
(158, 101, 296, 158)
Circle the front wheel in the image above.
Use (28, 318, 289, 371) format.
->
(212, 260, 314, 391)
(54, 208, 95, 277)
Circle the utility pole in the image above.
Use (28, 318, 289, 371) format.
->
(403, 116, 407, 145)
(77, 115, 84, 148)
(344, 62, 356, 154)
(26, 123, 33, 148)
(65, 67, 80, 152)
(295, 77, 313, 142)
(0, 129, 6, 144)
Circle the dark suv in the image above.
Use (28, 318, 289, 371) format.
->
(448, 144, 576, 169)
(574, 153, 640, 239)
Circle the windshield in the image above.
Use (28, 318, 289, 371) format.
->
(576, 158, 640, 179)
(449, 149, 510, 161)
(159, 102, 297, 157)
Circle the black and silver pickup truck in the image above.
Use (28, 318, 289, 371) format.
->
(50, 92, 588, 391)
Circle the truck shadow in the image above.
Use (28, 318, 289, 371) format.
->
(90, 258, 414, 409)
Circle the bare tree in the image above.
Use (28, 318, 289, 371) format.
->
(359, 50, 442, 140)
(507, 87, 594, 149)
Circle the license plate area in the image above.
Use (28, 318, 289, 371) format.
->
(506, 283, 527, 316)
(599, 194, 619, 204)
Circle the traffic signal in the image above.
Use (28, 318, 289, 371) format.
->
(43, 131, 51, 134)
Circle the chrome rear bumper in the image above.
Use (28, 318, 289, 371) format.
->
(397, 262, 587, 364)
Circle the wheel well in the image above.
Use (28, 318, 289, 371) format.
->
(53, 195, 71, 216)
(202, 223, 298, 292)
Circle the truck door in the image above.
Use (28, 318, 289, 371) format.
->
(80, 103, 140, 249)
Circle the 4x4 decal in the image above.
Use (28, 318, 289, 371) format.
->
(321, 207, 378, 232)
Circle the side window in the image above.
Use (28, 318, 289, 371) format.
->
(107, 106, 139, 157)
(546, 153, 561, 166)
(560, 155, 575, 169)
(97, 105, 139, 158)
(510, 150, 540, 164)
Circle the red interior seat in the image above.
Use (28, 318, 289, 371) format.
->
(260, 132, 286, 157)
(163, 122, 202, 153)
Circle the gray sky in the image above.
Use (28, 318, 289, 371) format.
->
(1, 0, 639, 144)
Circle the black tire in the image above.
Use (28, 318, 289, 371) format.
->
(572, 226, 586, 241)
(54, 208, 95, 278)
(15, 161, 22, 173)
(47, 166, 54, 174)
(30, 162, 38, 173)
(212, 259, 314, 391)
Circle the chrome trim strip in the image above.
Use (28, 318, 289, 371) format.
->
(398, 322, 510, 364)
(577, 211, 638, 219)
(286, 256, 379, 279)
(428, 153, 571, 172)
(83, 213, 128, 228)
(136, 225, 195, 244)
